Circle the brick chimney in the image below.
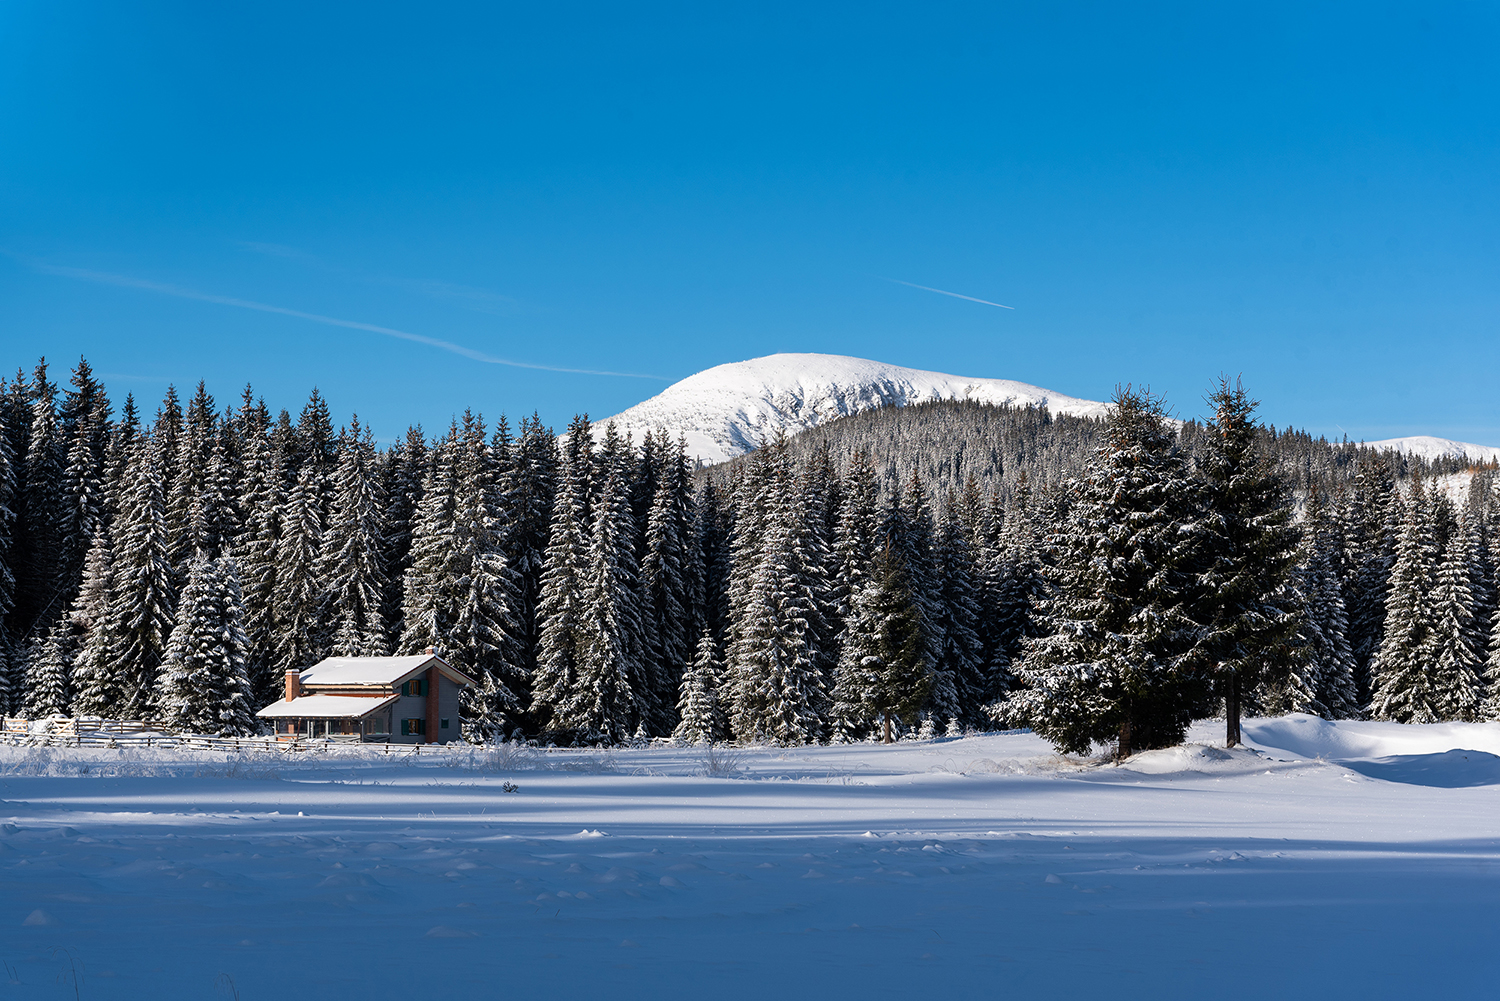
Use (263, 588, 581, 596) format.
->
(284, 669, 302, 702)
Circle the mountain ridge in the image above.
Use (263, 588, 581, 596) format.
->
(602, 353, 1500, 466)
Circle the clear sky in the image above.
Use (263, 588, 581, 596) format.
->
(2, 1, 1497, 444)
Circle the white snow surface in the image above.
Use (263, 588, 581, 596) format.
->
(4, 714, 1499, 998)
(1363, 434, 1500, 463)
(601, 353, 1112, 464)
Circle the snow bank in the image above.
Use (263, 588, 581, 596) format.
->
(1244, 713, 1500, 760)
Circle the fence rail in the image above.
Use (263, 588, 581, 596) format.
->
(0, 717, 458, 755)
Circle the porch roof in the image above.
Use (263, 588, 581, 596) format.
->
(255, 694, 398, 719)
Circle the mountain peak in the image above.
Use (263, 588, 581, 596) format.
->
(601, 353, 1110, 464)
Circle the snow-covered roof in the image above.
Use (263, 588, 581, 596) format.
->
(298, 655, 474, 688)
(256, 694, 398, 719)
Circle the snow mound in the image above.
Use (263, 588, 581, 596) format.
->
(1120, 744, 1267, 775)
(1245, 714, 1500, 760)
(1341, 750, 1500, 788)
(600, 353, 1111, 464)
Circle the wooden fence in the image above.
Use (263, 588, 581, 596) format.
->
(0, 717, 453, 755)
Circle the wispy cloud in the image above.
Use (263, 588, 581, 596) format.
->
(882, 277, 1014, 310)
(9, 252, 665, 380)
(237, 241, 518, 315)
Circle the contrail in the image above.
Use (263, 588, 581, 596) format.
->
(883, 277, 1014, 310)
(9, 254, 666, 380)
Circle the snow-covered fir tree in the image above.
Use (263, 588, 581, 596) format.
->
(22, 623, 73, 718)
(270, 464, 326, 676)
(1428, 514, 1484, 721)
(673, 628, 723, 744)
(319, 417, 389, 657)
(108, 433, 177, 717)
(1370, 479, 1442, 723)
(158, 557, 255, 735)
(1010, 388, 1213, 758)
(67, 529, 119, 716)
(1194, 377, 1302, 746)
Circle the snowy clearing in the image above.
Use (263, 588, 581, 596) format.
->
(3, 715, 1499, 999)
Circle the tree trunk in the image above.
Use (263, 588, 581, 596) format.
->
(1117, 717, 1132, 762)
(1225, 673, 1241, 748)
(883, 712, 893, 744)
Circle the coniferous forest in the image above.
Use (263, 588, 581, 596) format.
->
(4, 356, 1498, 753)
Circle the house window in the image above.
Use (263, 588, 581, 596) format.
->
(401, 718, 426, 736)
(402, 679, 426, 697)
(367, 715, 387, 734)
(440, 718, 449, 729)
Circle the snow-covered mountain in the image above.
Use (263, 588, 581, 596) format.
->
(601, 352, 1500, 467)
(602, 353, 1112, 464)
(1362, 435, 1500, 464)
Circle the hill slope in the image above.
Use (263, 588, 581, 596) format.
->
(602, 353, 1111, 464)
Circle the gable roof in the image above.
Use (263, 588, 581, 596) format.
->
(299, 655, 476, 688)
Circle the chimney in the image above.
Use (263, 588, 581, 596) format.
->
(285, 669, 301, 702)
(425, 647, 435, 656)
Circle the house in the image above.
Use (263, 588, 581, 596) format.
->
(255, 650, 475, 743)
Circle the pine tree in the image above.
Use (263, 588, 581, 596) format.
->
(15, 359, 66, 637)
(1195, 377, 1302, 747)
(270, 465, 326, 676)
(22, 624, 73, 717)
(234, 433, 285, 705)
(1370, 479, 1442, 723)
(158, 557, 256, 735)
(831, 542, 934, 743)
(68, 529, 120, 717)
(933, 511, 985, 727)
(109, 434, 177, 717)
(640, 437, 699, 734)
(567, 466, 643, 743)
(532, 420, 593, 737)
(379, 425, 429, 638)
(726, 440, 827, 745)
(448, 413, 525, 739)
(673, 628, 723, 744)
(1429, 515, 1484, 721)
(1011, 388, 1213, 758)
(319, 417, 389, 656)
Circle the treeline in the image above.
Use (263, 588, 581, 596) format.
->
(2, 357, 1497, 749)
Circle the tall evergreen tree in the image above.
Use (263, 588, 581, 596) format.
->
(109, 434, 177, 717)
(67, 529, 120, 717)
(831, 542, 934, 743)
(158, 557, 256, 735)
(1370, 479, 1442, 723)
(319, 417, 389, 656)
(532, 419, 593, 737)
(640, 437, 699, 734)
(673, 628, 723, 744)
(270, 465, 326, 676)
(22, 624, 73, 718)
(1429, 515, 1484, 721)
(1195, 377, 1302, 747)
(1011, 388, 1212, 758)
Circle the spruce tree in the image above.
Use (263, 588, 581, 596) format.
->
(23, 624, 73, 718)
(109, 434, 177, 717)
(319, 417, 389, 656)
(567, 466, 644, 743)
(532, 423, 592, 737)
(270, 465, 326, 676)
(68, 529, 120, 717)
(1195, 377, 1301, 747)
(158, 557, 256, 735)
(673, 628, 723, 744)
(1012, 388, 1212, 758)
(933, 511, 985, 728)
(640, 437, 698, 735)
(832, 542, 933, 743)
(1429, 515, 1484, 721)
(1370, 479, 1442, 723)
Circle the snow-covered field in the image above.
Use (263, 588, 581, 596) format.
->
(4, 716, 1499, 999)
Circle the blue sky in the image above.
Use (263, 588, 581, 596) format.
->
(2, 1, 1497, 444)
